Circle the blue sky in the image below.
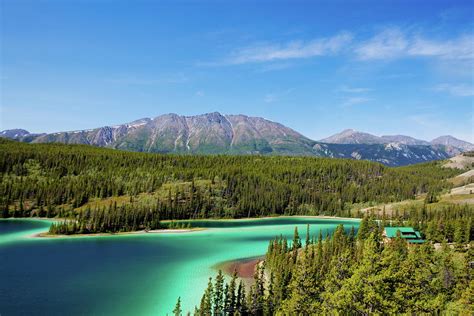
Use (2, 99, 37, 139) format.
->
(1, 0, 473, 142)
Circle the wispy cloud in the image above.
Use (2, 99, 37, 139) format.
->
(256, 63, 293, 73)
(105, 73, 189, 85)
(213, 32, 353, 65)
(356, 27, 474, 61)
(338, 85, 372, 93)
(263, 88, 295, 104)
(338, 85, 373, 106)
(195, 90, 205, 97)
(407, 114, 439, 128)
(409, 35, 473, 60)
(434, 83, 474, 97)
(342, 97, 373, 107)
(355, 28, 408, 60)
(264, 94, 277, 103)
(201, 26, 473, 74)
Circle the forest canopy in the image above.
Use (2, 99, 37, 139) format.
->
(0, 139, 461, 233)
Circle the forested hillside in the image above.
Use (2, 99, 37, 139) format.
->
(0, 139, 460, 234)
(188, 204, 473, 315)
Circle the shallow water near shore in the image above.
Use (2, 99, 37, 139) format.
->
(0, 217, 359, 315)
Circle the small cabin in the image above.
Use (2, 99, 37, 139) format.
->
(383, 227, 425, 244)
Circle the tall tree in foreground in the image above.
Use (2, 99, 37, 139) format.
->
(183, 212, 473, 315)
(173, 297, 182, 316)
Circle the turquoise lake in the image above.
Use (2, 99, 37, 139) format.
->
(0, 217, 359, 315)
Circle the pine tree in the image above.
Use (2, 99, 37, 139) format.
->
(173, 297, 182, 316)
(292, 226, 301, 263)
(306, 224, 311, 246)
(227, 270, 237, 314)
(236, 280, 246, 314)
(213, 270, 224, 315)
(199, 278, 213, 316)
(331, 233, 386, 313)
(266, 272, 275, 315)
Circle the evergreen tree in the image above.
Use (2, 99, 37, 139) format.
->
(173, 297, 182, 316)
(305, 224, 311, 246)
(213, 270, 224, 315)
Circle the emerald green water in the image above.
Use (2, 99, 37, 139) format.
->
(0, 217, 359, 315)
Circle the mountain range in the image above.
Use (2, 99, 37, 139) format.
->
(1, 112, 472, 166)
(320, 129, 474, 153)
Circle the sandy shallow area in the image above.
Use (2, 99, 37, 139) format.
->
(215, 256, 264, 280)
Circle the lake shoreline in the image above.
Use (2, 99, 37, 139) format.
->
(32, 227, 205, 238)
(3, 214, 360, 238)
(163, 214, 359, 222)
(1, 216, 359, 314)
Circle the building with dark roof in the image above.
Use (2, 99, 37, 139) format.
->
(383, 227, 425, 244)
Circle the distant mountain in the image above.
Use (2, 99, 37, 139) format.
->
(313, 142, 449, 167)
(430, 135, 474, 155)
(0, 129, 30, 139)
(321, 129, 430, 146)
(320, 129, 382, 144)
(320, 129, 473, 156)
(0, 113, 467, 166)
(380, 135, 430, 146)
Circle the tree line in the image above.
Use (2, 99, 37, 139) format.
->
(0, 139, 461, 234)
(183, 207, 473, 315)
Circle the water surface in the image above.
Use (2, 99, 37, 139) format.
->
(0, 217, 359, 315)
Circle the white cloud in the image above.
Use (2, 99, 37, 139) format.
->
(263, 88, 295, 104)
(256, 63, 293, 73)
(342, 97, 372, 107)
(338, 86, 372, 93)
(408, 35, 474, 60)
(105, 73, 188, 85)
(407, 114, 437, 128)
(356, 27, 474, 61)
(195, 91, 205, 97)
(264, 94, 277, 103)
(221, 32, 353, 65)
(434, 83, 474, 97)
(355, 28, 408, 60)
(202, 27, 473, 71)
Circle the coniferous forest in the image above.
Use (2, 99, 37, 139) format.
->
(0, 138, 463, 234)
(1, 140, 472, 314)
(186, 207, 473, 315)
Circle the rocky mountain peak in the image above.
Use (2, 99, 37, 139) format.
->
(0, 113, 471, 166)
(0, 129, 30, 138)
(320, 129, 381, 144)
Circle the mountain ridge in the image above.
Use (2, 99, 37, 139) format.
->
(320, 129, 473, 157)
(320, 128, 472, 147)
(1, 112, 469, 166)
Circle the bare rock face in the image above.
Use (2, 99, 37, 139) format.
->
(184, 112, 233, 152)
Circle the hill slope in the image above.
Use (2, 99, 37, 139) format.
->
(0, 139, 459, 224)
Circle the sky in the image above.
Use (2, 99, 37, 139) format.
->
(1, 0, 473, 142)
